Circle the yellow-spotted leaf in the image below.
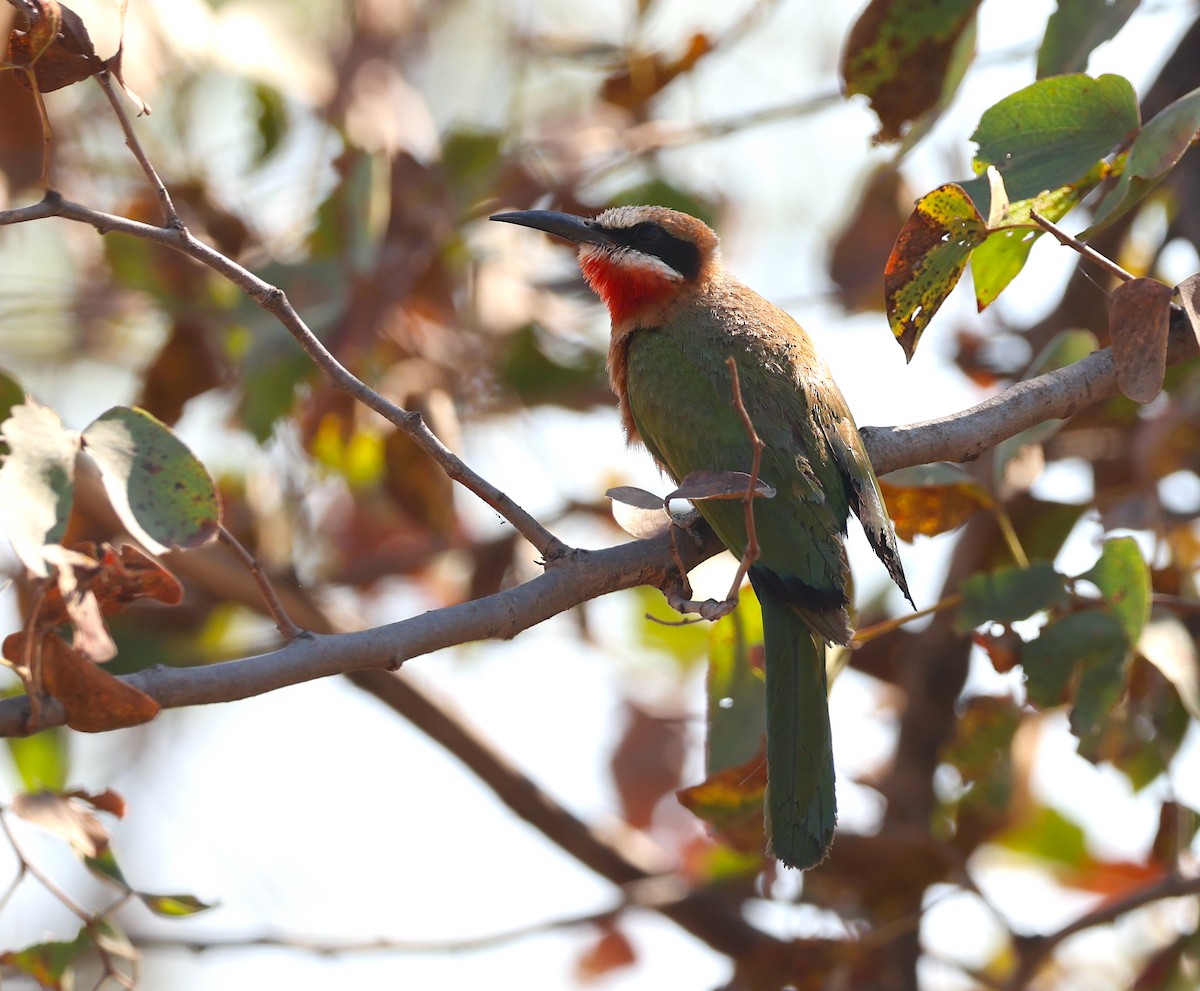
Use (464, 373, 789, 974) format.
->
(885, 184, 988, 359)
(677, 753, 769, 855)
(841, 0, 981, 143)
(878, 463, 992, 541)
(138, 891, 216, 917)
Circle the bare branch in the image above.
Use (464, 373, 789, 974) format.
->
(0, 524, 726, 736)
(0, 192, 569, 561)
(862, 314, 1197, 476)
(1005, 871, 1200, 990)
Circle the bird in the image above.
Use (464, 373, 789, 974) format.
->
(491, 205, 911, 870)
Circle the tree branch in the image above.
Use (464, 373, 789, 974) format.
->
(863, 310, 1197, 476)
(0, 525, 726, 736)
(1006, 871, 1200, 990)
(0, 192, 570, 562)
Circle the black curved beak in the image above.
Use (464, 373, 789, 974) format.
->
(490, 210, 615, 247)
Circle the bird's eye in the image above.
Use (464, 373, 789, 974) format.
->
(633, 223, 664, 244)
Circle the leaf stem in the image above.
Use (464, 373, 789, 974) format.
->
(1029, 210, 1135, 285)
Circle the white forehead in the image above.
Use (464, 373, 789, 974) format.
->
(595, 205, 649, 229)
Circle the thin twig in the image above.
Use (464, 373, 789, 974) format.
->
(992, 508, 1030, 569)
(128, 905, 624, 957)
(724, 357, 765, 601)
(216, 526, 303, 641)
(1029, 210, 1136, 285)
(0, 522, 728, 736)
(94, 70, 179, 226)
(0, 810, 91, 920)
(0, 192, 569, 561)
(853, 593, 963, 646)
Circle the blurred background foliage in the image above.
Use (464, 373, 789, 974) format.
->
(3, 0, 1200, 989)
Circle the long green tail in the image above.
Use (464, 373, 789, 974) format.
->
(758, 586, 836, 870)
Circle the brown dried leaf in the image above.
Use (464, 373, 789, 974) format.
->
(9, 1, 104, 93)
(68, 787, 126, 819)
(41, 544, 115, 663)
(12, 789, 110, 857)
(575, 923, 637, 982)
(607, 486, 671, 539)
(605, 485, 663, 511)
(601, 33, 712, 111)
(610, 501, 671, 540)
(667, 471, 775, 504)
(609, 702, 685, 830)
(829, 165, 911, 312)
(1109, 277, 1172, 403)
(12, 631, 159, 732)
(1177, 272, 1200, 349)
(677, 752, 769, 855)
(36, 542, 183, 631)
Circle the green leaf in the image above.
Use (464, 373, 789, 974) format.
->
(0, 401, 79, 576)
(705, 588, 765, 776)
(1037, 0, 1140, 79)
(499, 324, 607, 410)
(971, 160, 1110, 309)
(1022, 608, 1128, 712)
(6, 728, 69, 791)
(1079, 536, 1150, 645)
(971, 73, 1138, 200)
(631, 586, 710, 670)
(995, 803, 1088, 867)
(82, 406, 220, 554)
(956, 561, 1069, 632)
(0, 368, 26, 456)
(1068, 616, 1131, 738)
(1083, 85, 1200, 236)
(138, 891, 217, 917)
(251, 82, 288, 163)
(0, 928, 93, 987)
(85, 846, 129, 888)
(885, 183, 988, 359)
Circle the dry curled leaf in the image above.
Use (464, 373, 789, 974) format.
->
(1109, 277, 1172, 403)
(8, 0, 104, 93)
(667, 471, 776, 503)
(5, 631, 159, 732)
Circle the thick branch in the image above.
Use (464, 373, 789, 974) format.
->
(0, 526, 724, 736)
(863, 312, 1197, 476)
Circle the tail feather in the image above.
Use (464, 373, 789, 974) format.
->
(756, 584, 836, 870)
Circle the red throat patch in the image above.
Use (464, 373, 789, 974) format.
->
(579, 251, 682, 328)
